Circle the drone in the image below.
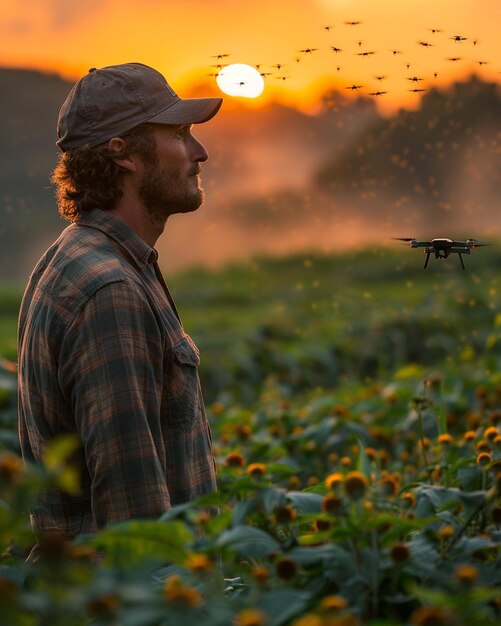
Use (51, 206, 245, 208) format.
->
(393, 238, 488, 270)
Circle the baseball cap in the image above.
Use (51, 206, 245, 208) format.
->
(56, 62, 223, 152)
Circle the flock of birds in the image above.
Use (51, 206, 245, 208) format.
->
(206, 21, 495, 99)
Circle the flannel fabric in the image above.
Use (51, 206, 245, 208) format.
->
(18, 209, 217, 537)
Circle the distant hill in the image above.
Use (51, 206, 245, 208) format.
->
(0, 68, 72, 279)
(1, 68, 500, 280)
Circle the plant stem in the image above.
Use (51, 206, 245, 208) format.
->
(370, 529, 379, 618)
(439, 492, 492, 560)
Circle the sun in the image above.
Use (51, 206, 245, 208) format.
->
(216, 63, 264, 98)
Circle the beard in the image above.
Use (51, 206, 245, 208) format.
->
(138, 154, 204, 223)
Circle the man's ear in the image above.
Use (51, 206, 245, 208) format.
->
(106, 137, 137, 172)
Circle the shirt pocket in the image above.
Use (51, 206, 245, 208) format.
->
(165, 335, 203, 432)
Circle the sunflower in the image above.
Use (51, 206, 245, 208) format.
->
(275, 556, 299, 580)
(247, 462, 266, 477)
(343, 471, 369, 500)
(233, 608, 268, 626)
(164, 575, 203, 608)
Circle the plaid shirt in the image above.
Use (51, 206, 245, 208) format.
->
(18, 209, 217, 537)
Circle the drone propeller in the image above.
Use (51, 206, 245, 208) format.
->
(391, 237, 418, 245)
(466, 239, 490, 247)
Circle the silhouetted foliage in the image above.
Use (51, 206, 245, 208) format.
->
(315, 75, 501, 230)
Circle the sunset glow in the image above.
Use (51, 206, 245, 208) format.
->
(1, 0, 500, 115)
(216, 64, 265, 98)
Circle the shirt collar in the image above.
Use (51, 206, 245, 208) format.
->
(76, 208, 158, 271)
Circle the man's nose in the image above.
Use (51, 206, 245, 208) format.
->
(191, 135, 209, 162)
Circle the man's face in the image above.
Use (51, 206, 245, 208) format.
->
(138, 124, 209, 222)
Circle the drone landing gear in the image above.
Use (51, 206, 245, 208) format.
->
(423, 252, 467, 270)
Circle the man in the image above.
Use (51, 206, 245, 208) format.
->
(17, 62, 223, 538)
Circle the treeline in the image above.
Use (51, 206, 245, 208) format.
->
(314, 76, 501, 231)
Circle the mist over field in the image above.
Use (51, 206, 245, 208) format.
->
(1, 68, 500, 279)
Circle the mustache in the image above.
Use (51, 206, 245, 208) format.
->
(189, 166, 202, 176)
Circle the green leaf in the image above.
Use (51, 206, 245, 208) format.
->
(415, 485, 486, 519)
(216, 524, 281, 558)
(457, 466, 482, 491)
(395, 364, 425, 379)
(355, 436, 371, 476)
(286, 491, 323, 514)
(256, 589, 311, 626)
(287, 543, 351, 567)
(232, 499, 259, 525)
(92, 519, 193, 567)
(42, 434, 80, 471)
(56, 466, 81, 496)
(260, 487, 287, 514)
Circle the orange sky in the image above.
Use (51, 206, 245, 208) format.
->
(1, 0, 500, 114)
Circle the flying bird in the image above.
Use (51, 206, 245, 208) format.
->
(324, 25, 333, 31)
(390, 49, 403, 55)
(271, 63, 287, 70)
(374, 75, 387, 81)
(357, 51, 376, 56)
(211, 53, 231, 60)
(418, 41, 433, 47)
(428, 28, 443, 33)
(346, 84, 364, 90)
(369, 91, 387, 96)
(450, 35, 467, 42)
(345, 21, 362, 26)
(409, 88, 426, 92)
(446, 57, 462, 62)
(298, 48, 318, 54)
(407, 76, 424, 82)
(330, 46, 343, 53)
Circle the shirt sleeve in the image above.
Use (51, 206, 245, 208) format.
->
(58, 279, 171, 528)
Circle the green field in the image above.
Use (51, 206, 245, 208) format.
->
(170, 244, 501, 403)
(0, 246, 500, 625)
(3, 245, 501, 397)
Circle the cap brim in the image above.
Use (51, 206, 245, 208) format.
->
(146, 97, 223, 125)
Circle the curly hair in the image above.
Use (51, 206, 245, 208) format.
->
(51, 124, 156, 222)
